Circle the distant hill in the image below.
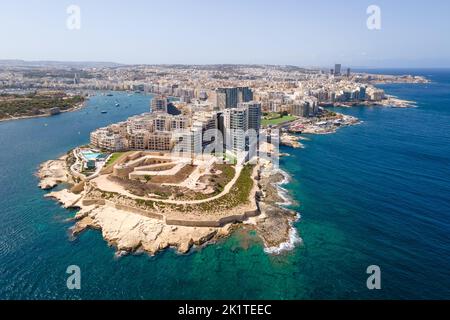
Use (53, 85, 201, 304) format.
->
(0, 60, 125, 69)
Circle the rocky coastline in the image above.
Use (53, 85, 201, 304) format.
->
(38, 154, 300, 256)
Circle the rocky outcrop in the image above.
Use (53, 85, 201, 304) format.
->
(38, 153, 297, 256)
(37, 157, 70, 189)
(249, 163, 302, 253)
(45, 189, 82, 208)
(39, 165, 235, 255)
(254, 203, 298, 249)
(71, 205, 228, 255)
(280, 133, 304, 148)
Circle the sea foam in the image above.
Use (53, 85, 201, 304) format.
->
(264, 213, 302, 255)
(264, 168, 303, 255)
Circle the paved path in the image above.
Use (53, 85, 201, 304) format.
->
(91, 165, 243, 205)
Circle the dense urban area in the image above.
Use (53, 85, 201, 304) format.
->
(1, 60, 428, 255)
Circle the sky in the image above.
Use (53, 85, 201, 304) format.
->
(0, 0, 449, 68)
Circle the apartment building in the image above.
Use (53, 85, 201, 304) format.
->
(223, 107, 248, 154)
(151, 95, 168, 113)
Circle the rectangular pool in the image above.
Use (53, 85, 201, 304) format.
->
(81, 151, 105, 161)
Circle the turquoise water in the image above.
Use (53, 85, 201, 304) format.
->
(0, 70, 449, 300)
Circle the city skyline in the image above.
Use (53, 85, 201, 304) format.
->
(1, 0, 450, 68)
(1, 0, 450, 304)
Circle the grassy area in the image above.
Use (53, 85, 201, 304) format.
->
(219, 164, 254, 207)
(105, 152, 129, 168)
(214, 152, 238, 164)
(186, 164, 236, 200)
(262, 114, 297, 127)
(192, 164, 255, 212)
(264, 112, 281, 119)
(96, 164, 255, 214)
(214, 164, 236, 191)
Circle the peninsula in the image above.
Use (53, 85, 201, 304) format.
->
(0, 90, 86, 121)
(39, 150, 297, 255)
(38, 95, 299, 255)
(31, 63, 427, 256)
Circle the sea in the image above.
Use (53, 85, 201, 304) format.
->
(0, 69, 449, 299)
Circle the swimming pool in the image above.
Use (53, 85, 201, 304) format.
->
(80, 151, 105, 161)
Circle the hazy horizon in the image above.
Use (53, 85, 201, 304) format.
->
(1, 0, 450, 68)
(2, 58, 450, 70)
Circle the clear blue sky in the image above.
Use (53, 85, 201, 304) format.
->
(1, 0, 449, 67)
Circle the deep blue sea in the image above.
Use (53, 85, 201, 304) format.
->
(0, 69, 449, 299)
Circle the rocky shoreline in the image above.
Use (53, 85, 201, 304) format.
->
(285, 112, 360, 136)
(280, 133, 305, 148)
(38, 155, 300, 256)
(37, 156, 72, 190)
(248, 167, 300, 252)
(331, 95, 417, 109)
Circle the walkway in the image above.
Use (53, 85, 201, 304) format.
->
(91, 165, 243, 205)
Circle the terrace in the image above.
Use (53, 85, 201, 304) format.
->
(70, 148, 110, 180)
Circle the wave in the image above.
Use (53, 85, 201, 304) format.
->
(263, 167, 303, 255)
(273, 168, 293, 206)
(264, 213, 303, 255)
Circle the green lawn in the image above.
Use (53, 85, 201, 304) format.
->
(262, 115, 297, 127)
(105, 152, 128, 167)
(214, 152, 238, 164)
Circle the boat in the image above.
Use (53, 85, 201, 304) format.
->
(115, 103, 120, 107)
(101, 110, 108, 114)
(106, 93, 113, 97)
